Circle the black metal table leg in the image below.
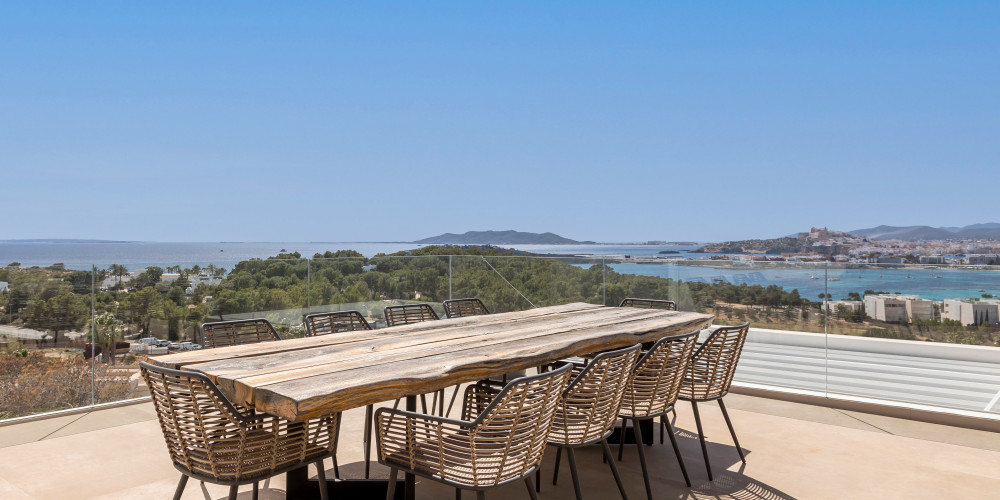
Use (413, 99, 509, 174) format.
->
(608, 418, 654, 445)
(405, 395, 416, 500)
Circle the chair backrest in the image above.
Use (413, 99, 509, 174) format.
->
(622, 331, 699, 418)
(140, 361, 338, 482)
(384, 304, 439, 327)
(443, 298, 491, 319)
(620, 298, 677, 310)
(304, 310, 372, 336)
(201, 319, 281, 348)
(552, 343, 642, 445)
(468, 364, 573, 484)
(680, 322, 751, 401)
(140, 361, 255, 479)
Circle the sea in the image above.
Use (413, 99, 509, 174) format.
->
(2, 241, 998, 302)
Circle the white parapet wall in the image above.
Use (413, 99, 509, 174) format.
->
(729, 326, 1000, 364)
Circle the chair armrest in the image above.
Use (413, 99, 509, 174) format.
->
(375, 407, 476, 475)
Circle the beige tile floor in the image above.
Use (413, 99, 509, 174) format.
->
(1, 392, 999, 499)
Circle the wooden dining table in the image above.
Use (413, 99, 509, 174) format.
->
(153, 302, 713, 499)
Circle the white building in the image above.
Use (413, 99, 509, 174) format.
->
(875, 256, 905, 265)
(864, 294, 934, 323)
(0, 281, 7, 292)
(918, 256, 946, 264)
(942, 299, 1000, 326)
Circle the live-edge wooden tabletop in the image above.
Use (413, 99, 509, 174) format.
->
(153, 302, 713, 422)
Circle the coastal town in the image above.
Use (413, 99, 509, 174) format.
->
(687, 226, 1000, 265)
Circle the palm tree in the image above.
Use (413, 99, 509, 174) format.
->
(91, 312, 125, 365)
(108, 264, 128, 285)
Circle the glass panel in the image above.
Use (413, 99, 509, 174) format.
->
(603, 258, 827, 392)
(210, 256, 310, 338)
(361, 255, 451, 326)
(306, 253, 379, 327)
(823, 262, 1000, 414)
(450, 255, 575, 312)
(0, 263, 98, 419)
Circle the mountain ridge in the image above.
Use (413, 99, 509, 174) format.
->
(413, 230, 586, 245)
(849, 223, 1000, 241)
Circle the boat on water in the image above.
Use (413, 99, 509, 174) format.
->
(810, 275, 819, 280)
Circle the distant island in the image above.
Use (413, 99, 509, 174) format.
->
(413, 230, 591, 245)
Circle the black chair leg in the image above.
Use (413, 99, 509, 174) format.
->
(525, 476, 540, 500)
(617, 416, 627, 461)
(364, 404, 374, 478)
(664, 418, 691, 487)
(386, 467, 398, 500)
(172, 475, 188, 500)
(477, 491, 486, 500)
(690, 400, 713, 481)
(634, 419, 652, 500)
(332, 455, 340, 479)
(660, 416, 666, 445)
(601, 438, 629, 500)
(552, 446, 562, 485)
(455, 487, 462, 500)
(718, 398, 746, 463)
(316, 461, 329, 500)
(566, 448, 583, 500)
(252, 481, 259, 500)
(228, 485, 238, 500)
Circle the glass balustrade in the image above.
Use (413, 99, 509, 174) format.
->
(2, 252, 999, 422)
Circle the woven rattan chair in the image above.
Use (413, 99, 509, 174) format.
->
(538, 343, 642, 500)
(383, 303, 445, 414)
(140, 362, 337, 500)
(304, 310, 372, 336)
(376, 364, 573, 500)
(620, 296, 679, 441)
(384, 303, 440, 326)
(678, 322, 751, 481)
(200, 318, 281, 348)
(443, 298, 491, 318)
(303, 311, 374, 479)
(617, 331, 699, 497)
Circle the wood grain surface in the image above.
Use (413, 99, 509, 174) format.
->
(154, 303, 713, 421)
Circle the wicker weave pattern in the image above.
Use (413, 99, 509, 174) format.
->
(620, 298, 677, 310)
(443, 298, 491, 319)
(376, 366, 572, 488)
(201, 319, 281, 349)
(140, 362, 337, 484)
(304, 311, 372, 336)
(550, 344, 641, 446)
(384, 304, 439, 327)
(678, 322, 750, 401)
(620, 331, 698, 418)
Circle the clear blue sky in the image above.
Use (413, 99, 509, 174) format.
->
(2, 2, 997, 243)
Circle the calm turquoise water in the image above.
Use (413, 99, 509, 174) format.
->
(608, 263, 1000, 302)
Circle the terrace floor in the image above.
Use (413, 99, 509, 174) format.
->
(1, 391, 999, 499)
